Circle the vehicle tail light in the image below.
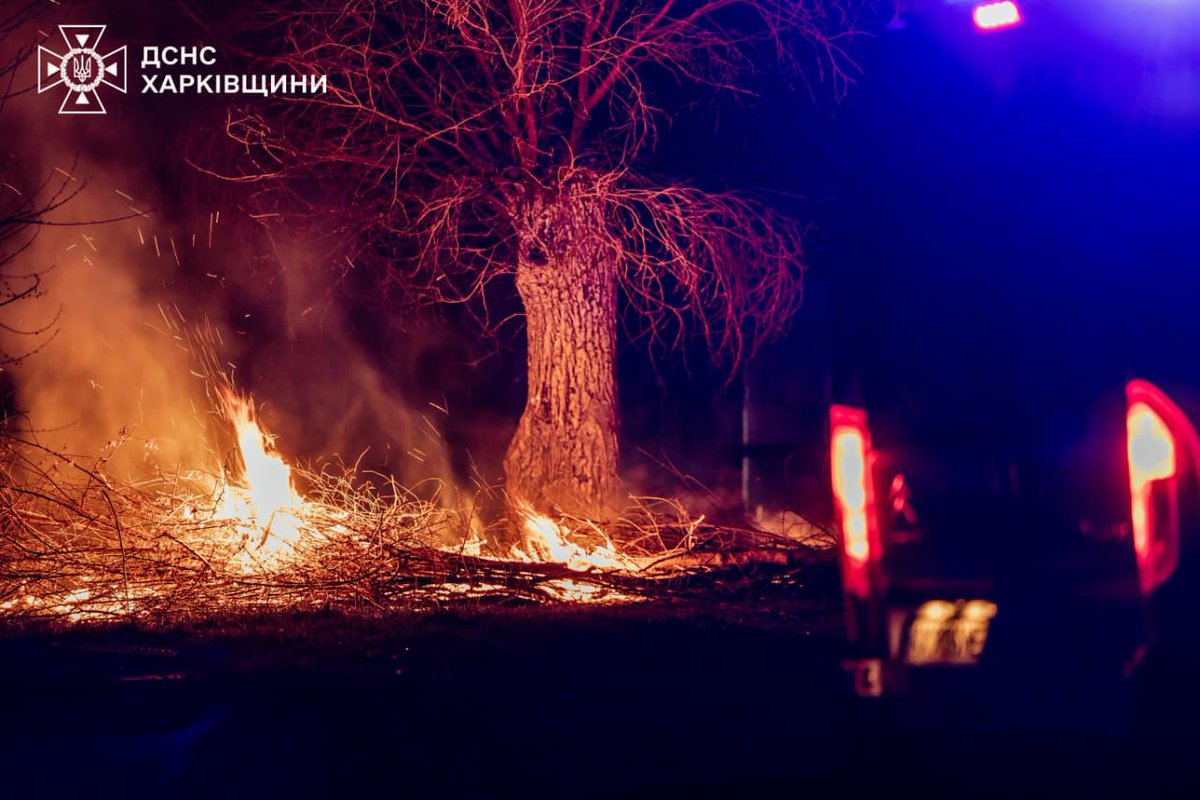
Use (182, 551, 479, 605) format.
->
(1128, 403, 1174, 564)
(1126, 379, 1197, 593)
(831, 405, 881, 599)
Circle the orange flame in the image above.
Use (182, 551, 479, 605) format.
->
(512, 507, 638, 572)
(216, 390, 305, 566)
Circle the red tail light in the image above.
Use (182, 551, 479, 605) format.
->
(1127, 402, 1175, 562)
(831, 405, 880, 598)
(1126, 380, 1193, 593)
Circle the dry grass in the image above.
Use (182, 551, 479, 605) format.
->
(0, 431, 835, 628)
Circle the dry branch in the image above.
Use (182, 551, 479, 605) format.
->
(0, 430, 834, 628)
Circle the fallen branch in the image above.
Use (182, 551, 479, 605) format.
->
(0, 430, 835, 628)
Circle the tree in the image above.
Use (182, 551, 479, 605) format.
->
(221, 0, 856, 519)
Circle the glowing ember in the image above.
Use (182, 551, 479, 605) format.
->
(539, 578, 640, 604)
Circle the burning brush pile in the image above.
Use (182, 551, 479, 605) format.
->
(0, 385, 834, 627)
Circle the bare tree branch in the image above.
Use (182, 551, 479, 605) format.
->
(216, 0, 856, 350)
(203, 0, 866, 514)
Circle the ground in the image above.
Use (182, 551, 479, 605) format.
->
(0, 587, 848, 797)
(1, 576, 1198, 797)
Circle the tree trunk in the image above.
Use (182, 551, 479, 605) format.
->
(504, 185, 621, 519)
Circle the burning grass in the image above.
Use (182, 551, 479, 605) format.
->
(0, 392, 835, 628)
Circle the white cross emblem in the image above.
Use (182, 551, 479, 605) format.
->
(37, 25, 127, 115)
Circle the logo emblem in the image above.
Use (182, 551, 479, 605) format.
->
(37, 25, 126, 114)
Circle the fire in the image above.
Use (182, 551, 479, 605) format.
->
(513, 508, 640, 572)
(214, 390, 306, 566)
(207, 391, 637, 583)
(0, 376, 744, 623)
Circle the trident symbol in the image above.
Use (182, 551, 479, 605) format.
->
(71, 54, 93, 84)
(36, 25, 127, 115)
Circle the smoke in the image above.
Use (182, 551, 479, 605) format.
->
(0, 16, 469, 500)
(237, 222, 463, 494)
(0, 4, 511, 520)
(0, 125, 215, 477)
(0, 151, 467, 501)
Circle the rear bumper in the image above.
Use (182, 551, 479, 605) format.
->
(844, 542, 1148, 735)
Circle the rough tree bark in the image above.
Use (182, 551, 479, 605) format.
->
(503, 181, 621, 518)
